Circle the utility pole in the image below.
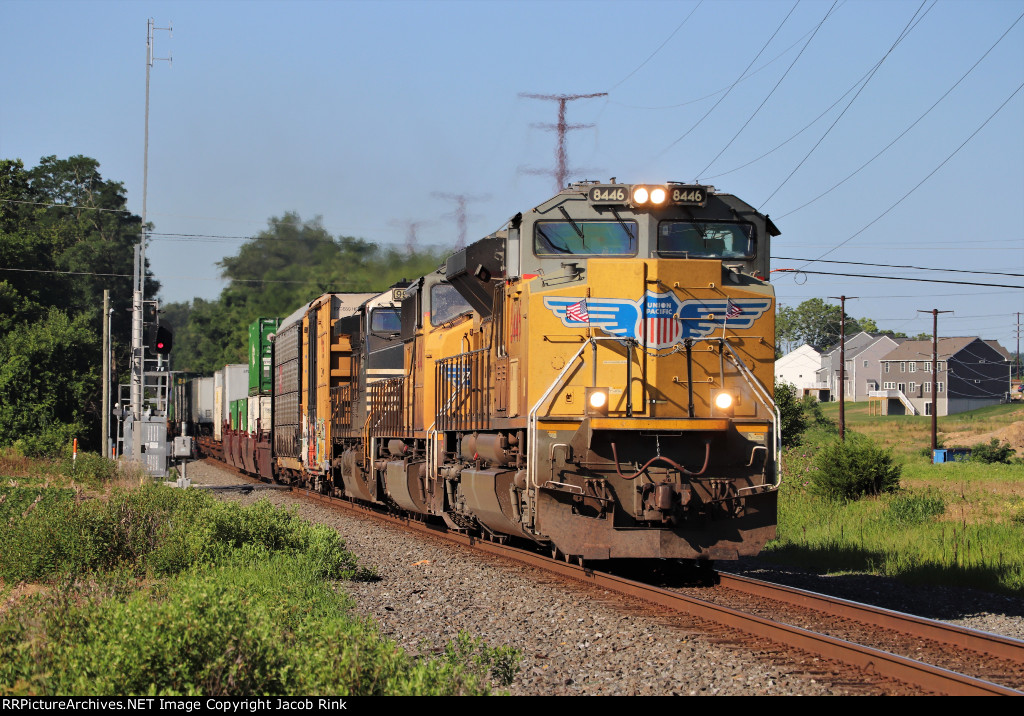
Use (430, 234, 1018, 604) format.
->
(918, 309, 953, 452)
(102, 290, 110, 458)
(1016, 311, 1021, 388)
(131, 18, 171, 450)
(432, 192, 489, 251)
(520, 92, 607, 192)
(829, 296, 856, 441)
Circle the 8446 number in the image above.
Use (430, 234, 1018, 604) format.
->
(588, 186, 627, 203)
(670, 186, 705, 205)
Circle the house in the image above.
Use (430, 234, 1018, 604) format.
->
(875, 337, 1011, 416)
(815, 332, 903, 402)
(775, 344, 822, 397)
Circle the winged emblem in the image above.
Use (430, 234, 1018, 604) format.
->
(544, 297, 639, 337)
(544, 292, 771, 349)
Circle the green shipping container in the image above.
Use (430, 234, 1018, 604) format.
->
(249, 317, 281, 396)
(230, 398, 249, 431)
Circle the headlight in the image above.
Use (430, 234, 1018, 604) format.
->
(632, 186, 649, 204)
(649, 187, 667, 205)
(715, 392, 734, 410)
(586, 387, 610, 417)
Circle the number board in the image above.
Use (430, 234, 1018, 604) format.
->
(391, 288, 407, 302)
(587, 186, 629, 204)
(669, 186, 707, 206)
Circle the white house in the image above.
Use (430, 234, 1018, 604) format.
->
(776, 344, 822, 395)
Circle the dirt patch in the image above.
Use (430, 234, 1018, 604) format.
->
(0, 582, 47, 618)
(941, 420, 1024, 457)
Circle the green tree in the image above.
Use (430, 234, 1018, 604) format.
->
(0, 155, 149, 452)
(0, 308, 98, 455)
(164, 213, 450, 373)
(777, 298, 870, 353)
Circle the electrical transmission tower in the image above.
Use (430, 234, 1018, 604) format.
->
(520, 92, 607, 192)
(389, 219, 430, 254)
(432, 192, 490, 251)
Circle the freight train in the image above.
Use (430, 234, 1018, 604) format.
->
(174, 181, 781, 563)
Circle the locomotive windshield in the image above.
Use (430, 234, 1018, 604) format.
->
(370, 308, 401, 333)
(430, 283, 472, 327)
(658, 221, 755, 259)
(535, 220, 638, 257)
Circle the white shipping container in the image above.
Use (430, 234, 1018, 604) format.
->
(222, 364, 249, 425)
(247, 395, 272, 435)
(213, 370, 224, 441)
(191, 377, 215, 425)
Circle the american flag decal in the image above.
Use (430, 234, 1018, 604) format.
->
(544, 292, 771, 348)
(565, 299, 589, 323)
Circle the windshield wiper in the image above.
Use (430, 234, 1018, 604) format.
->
(537, 226, 572, 254)
(608, 207, 635, 242)
(557, 206, 585, 244)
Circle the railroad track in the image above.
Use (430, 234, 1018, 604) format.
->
(198, 457, 1024, 696)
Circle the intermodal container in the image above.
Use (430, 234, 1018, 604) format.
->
(249, 318, 281, 396)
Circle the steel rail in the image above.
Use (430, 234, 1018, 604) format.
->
(717, 571, 1024, 663)
(198, 460, 1021, 696)
(286, 486, 1021, 696)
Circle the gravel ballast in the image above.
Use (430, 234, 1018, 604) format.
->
(186, 461, 1023, 695)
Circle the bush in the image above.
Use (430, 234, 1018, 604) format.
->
(776, 381, 837, 448)
(60, 451, 118, 484)
(11, 423, 82, 459)
(969, 438, 1015, 464)
(801, 394, 836, 432)
(776, 381, 806, 447)
(0, 559, 510, 696)
(0, 485, 369, 583)
(810, 433, 902, 501)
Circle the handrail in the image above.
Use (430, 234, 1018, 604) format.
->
(720, 341, 782, 486)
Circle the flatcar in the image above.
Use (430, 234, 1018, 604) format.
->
(183, 181, 781, 563)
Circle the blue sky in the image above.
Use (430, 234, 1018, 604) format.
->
(2, 0, 1022, 353)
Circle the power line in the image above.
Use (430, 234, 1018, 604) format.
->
(760, 0, 935, 208)
(0, 198, 134, 214)
(773, 268, 1024, 290)
(609, 16, 827, 111)
(771, 256, 1023, 278)
(697, 0, 830, 179)
(0, 267, 133, 279)
(795, 77, 1024, 270)
(607, 1, 703, 92)
(777, 9, 1024, 220)
(662, 2, 803, 156)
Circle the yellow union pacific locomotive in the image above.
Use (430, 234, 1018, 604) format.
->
(256, 180, 781, 563)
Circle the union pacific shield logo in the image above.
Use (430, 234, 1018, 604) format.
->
(544, 291, 771, 349)
(643, 291, 684, 349)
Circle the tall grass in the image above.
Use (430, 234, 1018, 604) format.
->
(772, 426, 1024, 594)
(0, 484, 521, 695)
(0, 557, 517, 695)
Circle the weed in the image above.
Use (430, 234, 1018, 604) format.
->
(885, 491, 946, 525)
(969, 438, 1015, 465)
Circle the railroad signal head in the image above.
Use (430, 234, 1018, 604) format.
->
(153, 325, 173, 354)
